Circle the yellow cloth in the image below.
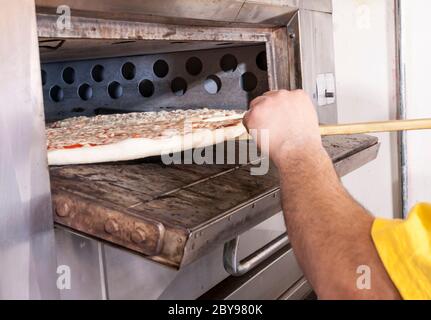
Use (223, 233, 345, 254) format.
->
(372, 203, 431, 300)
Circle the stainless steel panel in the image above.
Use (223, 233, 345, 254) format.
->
(222, 247, 303, 300)
(0, 0, 58, 299)
(234, 212, 286, 259)
(36, 0, 244, 23)
(102, 213, 286, 299)
(235, 2, 297, 25)
(299, 10, 338, 124)
(278, 278, 312, 300)
(201, 244, 303, 300)
(36, 13, 274, 62)
(181, 189, 282, 267)
(36, 13, 273, 43)
(55, 228, 105, 299)
(224, 233, 289, 276)
(103, 244, 225, 300)
(36, 0, 300, 26)
(248, 0, 331, 13)
(299, 0, 332, 13)
(164, 213, 287, 300)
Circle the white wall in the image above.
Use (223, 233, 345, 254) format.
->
(332, 0, 401, 219)
(402, 0, 431, 209)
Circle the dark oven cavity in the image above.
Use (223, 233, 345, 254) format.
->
(41, 44, 269, 122)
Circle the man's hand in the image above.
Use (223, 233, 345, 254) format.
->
(243, 89, 323, 167)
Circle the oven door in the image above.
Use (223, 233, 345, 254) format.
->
(55, 134, 379, 300)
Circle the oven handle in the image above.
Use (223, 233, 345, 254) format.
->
(223, 233, 289, 277)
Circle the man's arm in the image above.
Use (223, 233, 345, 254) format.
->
(243, 90, 401, 300)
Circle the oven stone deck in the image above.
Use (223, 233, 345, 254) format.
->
(50, 134, 379, 268)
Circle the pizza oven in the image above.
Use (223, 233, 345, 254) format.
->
(0, 1, 380, 299)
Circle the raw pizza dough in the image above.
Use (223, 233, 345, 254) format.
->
(46, 108, 247, 166)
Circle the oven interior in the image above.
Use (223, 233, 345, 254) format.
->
(41, 42, 270, 122)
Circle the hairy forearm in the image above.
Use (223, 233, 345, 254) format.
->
(278, 145, 400, 299)
(242, 89, 400, 299)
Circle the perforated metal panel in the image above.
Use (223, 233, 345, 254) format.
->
(41, 44, 269, 121)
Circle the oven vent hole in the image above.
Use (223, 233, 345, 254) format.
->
(153, 59, 169, 78)
(171, 77, 187, 96)
(185, 57, 203, 76)
(92, 65, 105, 83)
(62, 67, 76, 84)
(204, 75, 222, 94)
(108, 81, 123, 99)
(139, 79, 155, 98)
(78, 83, 93, 101)
(220, 54, 238, 72)
(41, 69, 47, 86)
(241, 72, 258, 92)
(256, 51, 268, 71)
(121, 62, 136, 80)
(50, 85, 64, 102)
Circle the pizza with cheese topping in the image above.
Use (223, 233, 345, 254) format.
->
(46, 108, 247, 165)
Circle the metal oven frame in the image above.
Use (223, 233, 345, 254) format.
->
(0, 0, 378, 300)
(40, 11, 301, 267)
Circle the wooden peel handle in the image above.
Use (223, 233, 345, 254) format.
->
(206, 114, 431, 137)
(320, 118, 431, 136)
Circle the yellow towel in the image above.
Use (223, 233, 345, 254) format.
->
(372, 203, 431, 300)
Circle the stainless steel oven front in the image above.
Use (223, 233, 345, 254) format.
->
(0, 0, 380, 300)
